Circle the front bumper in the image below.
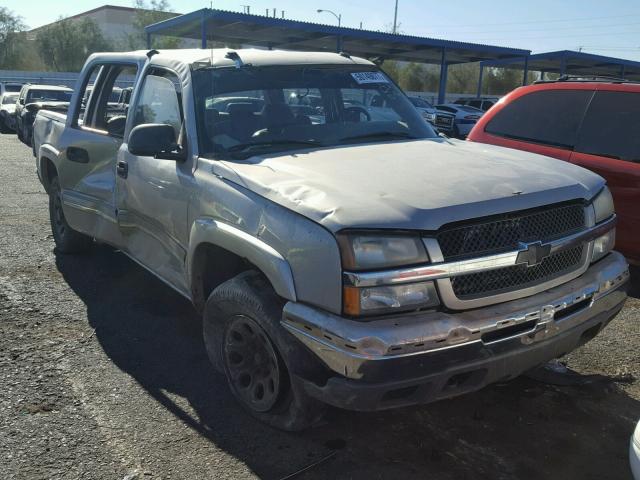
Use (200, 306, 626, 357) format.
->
(282, 252, 629, 411)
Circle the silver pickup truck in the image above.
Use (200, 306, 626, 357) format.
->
(33, 48, 629, 431)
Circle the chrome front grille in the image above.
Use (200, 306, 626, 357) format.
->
(450, 245, 585, 300)
(437, 202, 586, 261)
(435, 114, 453, 128)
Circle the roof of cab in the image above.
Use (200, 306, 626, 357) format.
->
(90, 48, 374, 68)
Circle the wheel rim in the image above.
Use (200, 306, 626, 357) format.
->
(223, 315, 281, 413)
(52, 189, 66, 238)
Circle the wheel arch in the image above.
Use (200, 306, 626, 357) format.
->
(188, 218, 297, 312)
(38, 152, 59, 194)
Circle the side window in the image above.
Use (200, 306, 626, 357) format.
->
(133, 69, 183, 139)
(575, 91, 640, 163)
(485, 90, 593, 149)
(469, 100, 482, 109)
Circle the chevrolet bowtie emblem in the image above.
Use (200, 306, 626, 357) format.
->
(515, 241, 552, 267)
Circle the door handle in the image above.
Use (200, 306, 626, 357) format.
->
(67, 146, 90, 164)
(116, 160, 128, 179)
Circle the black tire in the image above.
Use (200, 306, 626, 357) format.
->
(0, 117, 8, 134)
(49, 176, 93, 253)
(203, 271, 325, 431)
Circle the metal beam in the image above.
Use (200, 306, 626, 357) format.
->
(559, 56, 567, 76)
(476, 64, 484, 98)
(438, 48, 448, 104)
(146, 32, 151, 49)
(522, 56, 529, 85)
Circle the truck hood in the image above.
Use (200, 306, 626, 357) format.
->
(216, 138, 604, 232)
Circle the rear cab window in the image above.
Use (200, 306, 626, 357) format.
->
(485, 89, 593, 149)
(575, 90, 640, 163)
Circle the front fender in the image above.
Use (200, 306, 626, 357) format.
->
(187, 217, 297, 302)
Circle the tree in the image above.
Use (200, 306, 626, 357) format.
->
(36, 17, 112, 71)
(0, 7, 26, 69)
(127, 0, 181, 50)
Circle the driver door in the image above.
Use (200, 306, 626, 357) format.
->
(116, 67, 192, 295)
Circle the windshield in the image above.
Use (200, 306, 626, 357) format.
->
(26, 89, 72, 103)
(5, 84, 22, 92)
(193, 64, 436, 159)
(2, 94, 18, 104)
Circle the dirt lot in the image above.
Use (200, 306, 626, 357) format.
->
(0, 132, 638, 480)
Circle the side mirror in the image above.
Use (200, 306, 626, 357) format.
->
(128, 123, 184, 160)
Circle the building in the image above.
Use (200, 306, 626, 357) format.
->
(26, 4, 182, 47)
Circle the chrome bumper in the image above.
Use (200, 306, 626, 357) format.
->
(282, 252, 629, 380)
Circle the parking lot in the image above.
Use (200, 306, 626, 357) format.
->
(0, 131, 638, 479)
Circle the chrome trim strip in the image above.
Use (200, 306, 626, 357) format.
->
(344, 215, 616, 288)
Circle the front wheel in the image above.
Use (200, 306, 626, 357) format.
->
(203, 271, 325, 431)
(49, 176, 93, 253)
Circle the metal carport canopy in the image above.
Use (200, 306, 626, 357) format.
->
(144, 8, 530, 103)
(477, 50, 640, 95)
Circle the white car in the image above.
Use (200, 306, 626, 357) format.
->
(0, 82, 23, 97)
(632, 420, 640, 480)
(435, 103, 484, 138)
(0, 92, 18, 132)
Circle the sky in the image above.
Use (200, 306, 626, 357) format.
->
(7, 0, 640, 61)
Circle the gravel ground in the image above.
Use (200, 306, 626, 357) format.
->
(0, 132, 639, 480)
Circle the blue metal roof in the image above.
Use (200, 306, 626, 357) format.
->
(145, 8, 530, 65)
(480, 50, 640, 79)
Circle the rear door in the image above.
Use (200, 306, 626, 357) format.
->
(481, 89, 593, 161)
(57, 62, 140, 246)
(570, 89, 640, 262)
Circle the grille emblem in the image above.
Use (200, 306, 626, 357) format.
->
(516, 241, 552, 267)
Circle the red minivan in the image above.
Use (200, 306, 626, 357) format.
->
(468, 79, 640, 265)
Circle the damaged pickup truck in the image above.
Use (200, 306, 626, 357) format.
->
(32, 48, 629, 430)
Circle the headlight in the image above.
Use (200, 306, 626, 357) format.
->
(591, 228, 615, 263)
(338, 232, 438, 316)
(592, 186, 614, 224)
(423, 112, 436, 121)
(337, 233, 429, 271)
(344, 281, 439, 316)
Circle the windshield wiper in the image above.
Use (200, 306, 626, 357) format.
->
(338, 131, 416, 143)
(227, 139, 323, 158)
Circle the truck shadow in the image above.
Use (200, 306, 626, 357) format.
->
(55, 245, 640, 480)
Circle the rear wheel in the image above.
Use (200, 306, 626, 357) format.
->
(203, 271, 325, 431)
(49, 176, 93, 253)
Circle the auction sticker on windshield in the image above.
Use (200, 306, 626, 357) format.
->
(351, 72, 389, 84)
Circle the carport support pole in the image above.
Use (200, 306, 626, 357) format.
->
(438, 48, 448, 104)
(476, 64, 484, 98)
(522, 56, 529, 86)
(146, 32, 151, 49)
(620, 65, 626, 79)
(560, 57, 567, 76)
(200, 15, 207, 48)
